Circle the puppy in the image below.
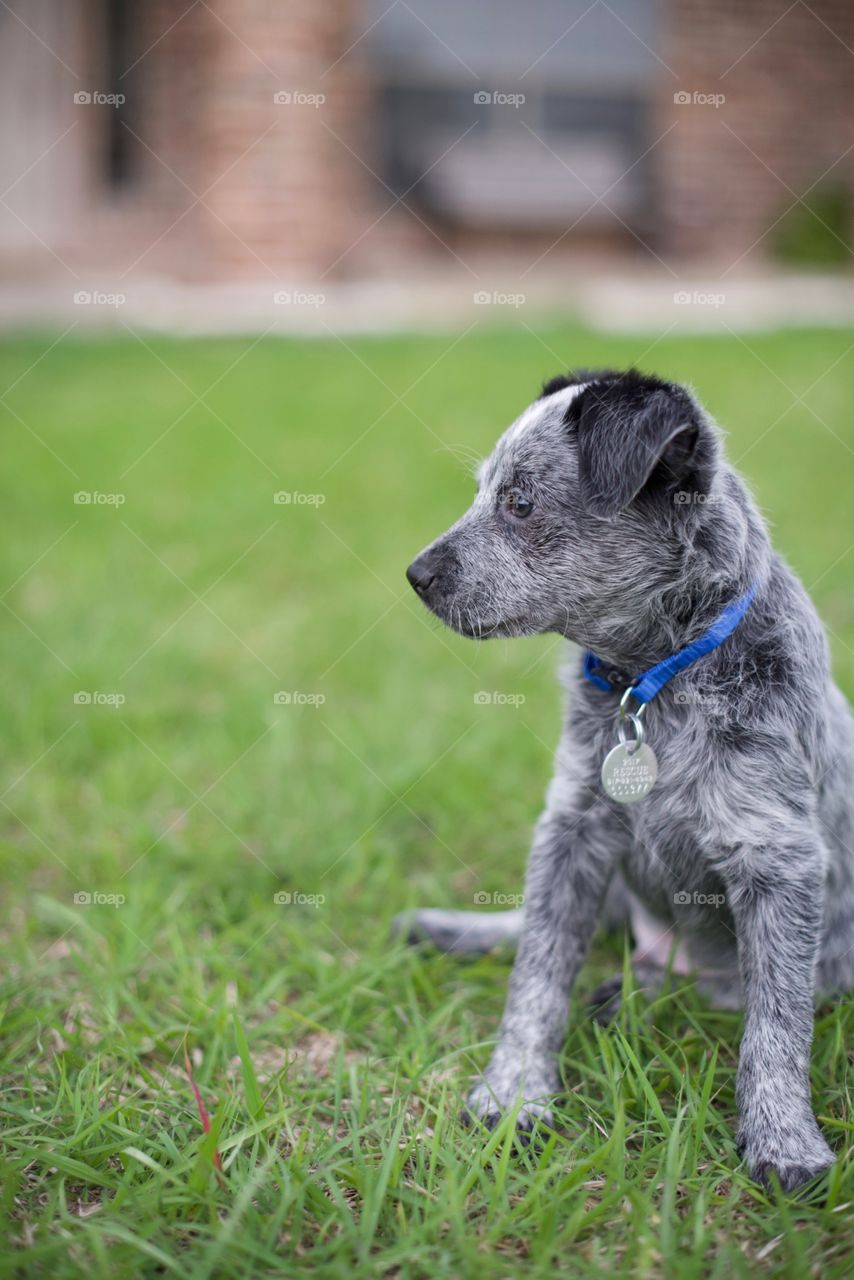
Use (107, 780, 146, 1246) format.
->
(400, 369, 854, 1191)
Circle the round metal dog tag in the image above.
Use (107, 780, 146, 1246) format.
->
(601, 742, 658, 804)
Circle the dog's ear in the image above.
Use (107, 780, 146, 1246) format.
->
(572, 376, 704, 517)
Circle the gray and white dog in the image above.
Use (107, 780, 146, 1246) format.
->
(400, 368, 854, 1192)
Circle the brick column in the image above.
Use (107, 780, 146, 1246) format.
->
(659, 0, 854, 264)
(199, 0, 374, 278)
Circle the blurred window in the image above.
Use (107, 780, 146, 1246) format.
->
(368, 0, 660, 230)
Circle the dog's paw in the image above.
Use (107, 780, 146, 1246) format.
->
(461, 1067, 557, 1140)
(737, 1120, 835, 1193)
(586, 973, 625, 1025)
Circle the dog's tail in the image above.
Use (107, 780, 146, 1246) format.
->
(391, 907, 524, 954)
(393, 873, 632, 955)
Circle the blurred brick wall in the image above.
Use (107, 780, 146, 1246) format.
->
(119, 0, 374, 280)
(203, 0, 373, 277)
(661, 0, 854, 263)
(4, 0, 852, 281)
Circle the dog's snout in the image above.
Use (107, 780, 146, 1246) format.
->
(406, 550, 438, 596)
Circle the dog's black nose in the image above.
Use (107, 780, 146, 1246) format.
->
(406, 551, 438, 595)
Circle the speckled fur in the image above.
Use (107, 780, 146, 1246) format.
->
(400, 369, 854, 1192)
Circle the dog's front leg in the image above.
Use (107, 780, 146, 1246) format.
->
(465, 792, 619, 1135)
(730, 842, 835, 1191)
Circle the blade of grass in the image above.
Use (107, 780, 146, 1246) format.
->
(232, 1011, 266, 1125)
(184, 1038, 223, 1179)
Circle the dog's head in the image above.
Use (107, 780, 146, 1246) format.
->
(406, 369, 722, 651)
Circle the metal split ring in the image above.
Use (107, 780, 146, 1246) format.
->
(616, 711, 645, 753)
(617, 686, 646, 754)
(619, 685, 646, 720)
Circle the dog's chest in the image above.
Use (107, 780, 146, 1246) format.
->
(577, 693, 725, 902)
(618, 783, 719, 911)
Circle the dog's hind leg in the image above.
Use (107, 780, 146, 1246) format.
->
(588, 961, 743, 1023)
(587, 960, 667, 1024)
(587, 899, 689, 1021)
(392, 907, 524, 954)
(586, 900, 743, 1022)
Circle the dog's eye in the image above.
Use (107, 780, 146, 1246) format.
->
(504, 491, 534, 519)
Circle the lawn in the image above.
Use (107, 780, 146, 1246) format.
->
(1, 322, 853, 1278)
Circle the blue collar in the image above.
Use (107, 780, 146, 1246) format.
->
(582, 583, 759, 705)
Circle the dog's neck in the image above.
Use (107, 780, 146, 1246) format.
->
(583, 574, 763, 675)
(569, 475, 772, 674)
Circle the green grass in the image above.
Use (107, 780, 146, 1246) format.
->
(1, 323, 853, 1278)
